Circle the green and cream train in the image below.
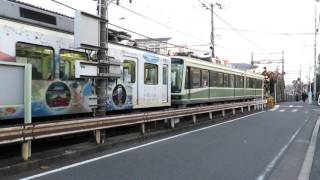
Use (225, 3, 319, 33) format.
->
(170, 56, 264, 106)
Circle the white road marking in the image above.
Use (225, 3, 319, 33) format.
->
(256, 127, 302, 180)
(256, 114, 311, 180)
(291, 109, 298, 112)
(298, 116, 320, 180)
(21, 111, 265, 180)
(282, 105, 304, 108)
(279, 109, 286, 112)
(269, 105, 280, 111)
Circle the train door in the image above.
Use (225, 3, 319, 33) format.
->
(123, 58, 138, 105)
(162, 64, 169, 103)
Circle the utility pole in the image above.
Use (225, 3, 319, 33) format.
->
(96, 0, 108, 116)
(210, 3, 215, 58)
(281, 51, 284, 75)
(314, 4, 318, 102)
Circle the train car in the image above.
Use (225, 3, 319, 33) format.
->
(0, 0, 170, 120)
(171, 56, 264, 106)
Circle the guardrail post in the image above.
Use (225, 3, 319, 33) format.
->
(22, 141, 31, 161)
(170, 118, 175, 129)
(22, 64, 32, 161)
(241, 107, 244, 113)
(222, 110, 225, 117)
(209, 112, 213, 120)
(248, 106, 251, 112)
(232, 108, 236, 115)
(141, 123, 146, 135)
(192, 115, 197, 124)
(95, 130, 105, 144)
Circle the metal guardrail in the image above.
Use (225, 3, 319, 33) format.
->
(0, 100, 266, 146)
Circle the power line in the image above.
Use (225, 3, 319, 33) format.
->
(215, 27, 315, 36)
(212, 12, 266, 51)
(110, 2, 209, 43)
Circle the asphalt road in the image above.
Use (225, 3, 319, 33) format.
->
(18, 102, 318, 180)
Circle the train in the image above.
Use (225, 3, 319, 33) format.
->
(0, 0, 264, 121)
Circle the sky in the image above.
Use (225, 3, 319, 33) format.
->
(20, 0, 320, 84)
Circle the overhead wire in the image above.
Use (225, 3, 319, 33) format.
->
(50, 0, 210, 53)
(197, 0, 265, 51)
(110, 2, 209, 43)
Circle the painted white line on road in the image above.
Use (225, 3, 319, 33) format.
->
(269, 105, 280, 111)
(256, 114, 311, 180)
(256, 127, 302, 180)
(291, 109, 298, 113)
(279, 109, 286, 112)
(21, 111, 265, 180)
(282, 105, 304, 108)
(298, 116, 320, 180)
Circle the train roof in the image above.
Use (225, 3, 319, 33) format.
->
(172, 56, 264, 79)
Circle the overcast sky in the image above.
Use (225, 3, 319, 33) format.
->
(20, 0, 319, 84)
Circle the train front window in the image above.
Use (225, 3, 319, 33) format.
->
(60, 50, 87, 80)
(171, 59, 183, 93)
(16, 42, 54, 80)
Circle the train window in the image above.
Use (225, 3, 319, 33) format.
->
(60, 50, 87, 80)
(144, 63, 158, 85)
(16, 42, 54, 80)
(123, 60, 136, 83)
(229, 74, 235, 88)
(163, 65, 168, 85)
(217, 72, 224, 87)
(246, 77, 250, 88)
(172, 61, 184, 92)
(249, 78, 254, 88)
(256, 79, 262, 88)
(236, 76, 244, 88)
(240, 76, 244, 88)
(185, 67, 190, 89)
(191, 68, 201, 88)
(201, 70, 209, 87)
(223, 73, 229, 87)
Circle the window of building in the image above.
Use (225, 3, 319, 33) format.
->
(59, 50, 87, 80)
(16, 42, 54, 80)
(123, 60, 136, 83)
(144, 63, 158, 85)
(201, 69, 209, 87)
(191, 68, 201, 88)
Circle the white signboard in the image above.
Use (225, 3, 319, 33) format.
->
(0, 64, 24, 106)
(75, 60, 98, 78)
(74, 11, 100, 49)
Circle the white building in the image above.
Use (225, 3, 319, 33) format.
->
(135, 37, 171, 55)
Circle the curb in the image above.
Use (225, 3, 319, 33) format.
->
(298, 116, 320, 180)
